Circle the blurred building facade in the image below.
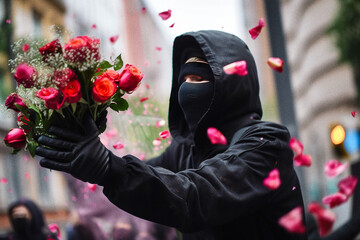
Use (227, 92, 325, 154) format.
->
(243, 0, 360, 229)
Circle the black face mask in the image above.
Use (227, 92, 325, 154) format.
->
(178, 81, 214, 133)
(12, 217, 32, 237)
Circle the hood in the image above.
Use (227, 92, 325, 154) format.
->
(169, 30, 262, 146)
(8, 198, 45, 235)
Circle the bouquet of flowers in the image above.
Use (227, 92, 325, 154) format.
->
(3, 36, 144, 157)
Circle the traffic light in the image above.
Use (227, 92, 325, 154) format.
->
(330, 124, 360, 158)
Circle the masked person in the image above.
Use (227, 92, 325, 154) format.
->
(35, 30, 307, 240)
(0, 198, 59, 240)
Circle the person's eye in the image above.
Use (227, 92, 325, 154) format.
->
(184, 75, 202, 81)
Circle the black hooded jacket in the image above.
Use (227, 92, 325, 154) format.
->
(102, 30, 308, 240)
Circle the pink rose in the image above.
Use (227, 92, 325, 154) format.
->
(103, 69, 121, 82)
(5, 93, 27, 112)
(38, 39, 62, 63)
(92, 75, 117, 103)
(61, 80, 82, 104)
(64, 36, 100, 62)
(118, 64, 144, 92)
(4, 128, 26, 149)
(14, 63, 36, 88)
(36, 87, 64, 109)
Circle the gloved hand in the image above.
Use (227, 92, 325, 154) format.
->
(35, 113, 110, 185)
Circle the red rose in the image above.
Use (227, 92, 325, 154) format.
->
(92, 75, 117, 103)
(64, 36, 100, 62)
(104, 69, 121, 81)
(118, 64, 144, 92)
(38, 39, 62, 63)
(54, 68, 77, 87)
(61, 80, 82, 104)
(36, 87, 64, 109)
(5, 93, 27, 112)
(14, 63, 36, 88)
(4, 128, 26, 149)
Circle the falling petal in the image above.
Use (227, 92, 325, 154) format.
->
(140, 97, 149, 102)
(169, 23, 175, 28)
(159, 9, 172, 20)
(91, 24, 97, 29)
(159, 130, 170, 139)
(155, 47, 162, 51)
(110, 35, 119, 44)
(88, 183, 97, 192)
(153, 138, 162, 146)
(267, 57, 284, 73)
(322, 192, 348, 208)
(289, 137, 303, 157)
(6, 19, 11, 24)
(0, 178, 8, 184)
(324, 159, 349, 178)
(294, 154, 312, 167)
(351, 111, 357, 117)
(145, 83, 150, 89)
(22, 44, 30, 52)
(207, 127, 227, 145)
(263, 169, 281, 190)
(308, 202, 336, 237)
(156, 119, 166, 128)
(292, 186, 296, 190)
(113, 142, 125, 150)
(223, 61, 248, 76)
(25, 172, 30, 179)
(338, 175, 358, 198)
(278, 206, 306, 234)
(249, 18, 265, 40)
(141, 7, 146, 14)
(44, 176, 49, 181)
(105, 128, 118, 138)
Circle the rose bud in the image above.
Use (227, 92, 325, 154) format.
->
(118, 64, 144, 92)
(92, 75, 117, 103)
(5, 93, 27, 112)
(61, 79, 82, 104)
(14, 63, 37, 88)
(36, 87, 64, 110)
(4, 128, 27, 149)
(39, 39, 62, 63)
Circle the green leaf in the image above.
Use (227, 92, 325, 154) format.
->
(26, 141, 38, 157)
(71, 103, 77, 113)
(112, 97, 129, 111)
(113, 54, 123, 71)
(98, 60, 112, 69)
(94, 70, 104, 77)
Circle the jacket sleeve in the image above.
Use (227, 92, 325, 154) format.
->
(102, 126, 295, 232)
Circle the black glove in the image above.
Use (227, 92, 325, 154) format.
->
(35, 114, 110, 185)
(95, 109, 108, 134)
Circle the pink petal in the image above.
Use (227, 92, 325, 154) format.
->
(91, 24, 97, 29)
(25, 172, 30, 179)
(22, 44, 30, 52)
(294, 154, 312, 167)
(155, 47, 162, 51)
(278, 206, 306, 234)
(207, 127, 227, 145)
(322, 192, 348, 208)
(153, 138, 162, 146)
(141, 7, 146, 14)
(308, 202, 336, 237)
(156, 119, 166, 128)
(263, 169, 281, 190)
(6, 19, 11, 24)
(87, 183, 97, 192)
(248, 18, 265, 40)
(338, 175, 358, 197)
(159, 130, 170, 139)
(169, 23, 175, 28)
(105, 128, 118, 138)
(267, 57, 284, 73)
(289, 137, 303, 157)
(140, 97, 149, 102)
(159, 10, 172, 20)
(351, 111, 357, 117)
(223, 61, 248, 76)
(110, 35, 119, 44)
(0, 178, 8, 184)
(113, 142, 124, 150)
(324, 159, 349, 178)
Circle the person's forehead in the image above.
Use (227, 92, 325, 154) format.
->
(185, 57, 208, 64)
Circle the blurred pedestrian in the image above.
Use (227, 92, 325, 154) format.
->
(0, 198, 59, 240)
